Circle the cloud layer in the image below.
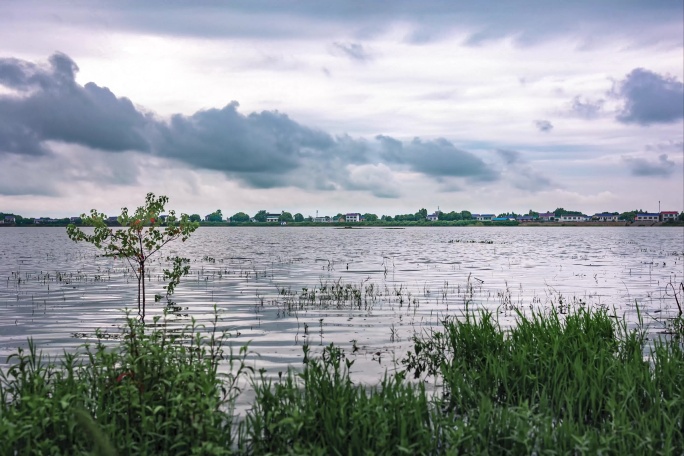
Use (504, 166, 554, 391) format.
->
(0, 53, 507, 198)
(614, 68, 684, 125)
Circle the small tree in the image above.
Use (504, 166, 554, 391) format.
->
(280, 211, 294, 223)
(207, 210, 223, 222)
(66, 193, 199, 322)
(231, 212, 250, 223)
(253, 210, 267, 222)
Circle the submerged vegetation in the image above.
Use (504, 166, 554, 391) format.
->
(2, 303, 682, 454)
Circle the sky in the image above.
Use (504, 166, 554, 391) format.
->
(0, 1, 682, 219)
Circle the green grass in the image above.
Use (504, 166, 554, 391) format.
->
(2, 305, 682, 454)
(0, 311, 250, 455)
(402, 306, 684, 454)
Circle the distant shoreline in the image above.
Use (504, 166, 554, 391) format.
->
(1, 221, 682, 228)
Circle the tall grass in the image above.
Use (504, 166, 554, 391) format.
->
(240, 344, 441, 454)
(2, 305, 682, 454)
(0, 310, 251, 455)
(402, 306, 684, 454)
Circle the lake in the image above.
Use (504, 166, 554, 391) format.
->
(1, 226, 682, 383)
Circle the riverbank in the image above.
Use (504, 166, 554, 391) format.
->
(1, 220, 682, 228)
(2, 306, 682, 454)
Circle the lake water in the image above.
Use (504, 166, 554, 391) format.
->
(1, 226, 682, 384)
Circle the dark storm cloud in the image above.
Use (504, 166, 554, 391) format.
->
(614, 69, 684, 125)
(0, 53, 152, 156)
(534, 120, 553, 132)
(0, 53, 502, 196)
(154, 101, 338, 187)
(376, 135, 497, 181)
(623, 154, 676, 177)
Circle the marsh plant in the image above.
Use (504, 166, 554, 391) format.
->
(401, 305, 683, 454)
(67, 193, 199, 321)
(1, 303, 683, 454)
(0, 310, 251, 455)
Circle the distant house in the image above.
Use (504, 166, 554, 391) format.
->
(476, 214, 495, 221)
(559, 214, 590, 222)
(634, 213, 659, 221)
(314, 216, 331, 223)
(516, 215, 536, 222)
(660, 211, 679, 222)
(538, 212, 556, 222)
(4, 215, 16, 224)
(70, 217, 82, 223)
(592, 213, 618, 222)
(427, 212, 439, 222)
(266, 213, 280, 223)
(635, 213, 660, 221)
(345, 213, 361, 223)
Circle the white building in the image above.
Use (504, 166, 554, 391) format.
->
(660, 211, 679, 222)
(634, 213, 660, 221)
(592, 213, 618, 222)
(345, 213, 361, 222)
(559, 214, 590, 222)
(266, 213, 280, 223)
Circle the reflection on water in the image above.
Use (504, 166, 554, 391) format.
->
(1, 226, 682, 383)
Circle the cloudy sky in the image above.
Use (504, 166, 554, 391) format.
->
(1, 1, 682, 218)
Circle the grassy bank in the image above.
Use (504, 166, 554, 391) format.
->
(2, 306, 682, 454)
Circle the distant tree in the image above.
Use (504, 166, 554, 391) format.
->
(254, 210, 267, 222)
(619, 210, 642, 221)
(16, 215, 32, 225)
(335, 213, 344, 220)
(381, 215, 393, 222)
(528, 210, 539, 217)
(280, 211, 294, 223)
(394, 213, 415, 222)
(362, 213, 378, 222)
(294, 213, 304, 222)
(679, 212, 684, 222)
(207, 210, 223, 222)
(554, 208, 582, 217)
(231, 212, 250, 223)
(497, 212, 519, 218)
(461, 211, 472, 220)
(439, 211, 462, 221)
(415, 208, 428, 220)
(306, 215, 313, 222)
(189, 214, 201, 222)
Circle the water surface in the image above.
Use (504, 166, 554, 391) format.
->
(1, 226, 682, 383)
